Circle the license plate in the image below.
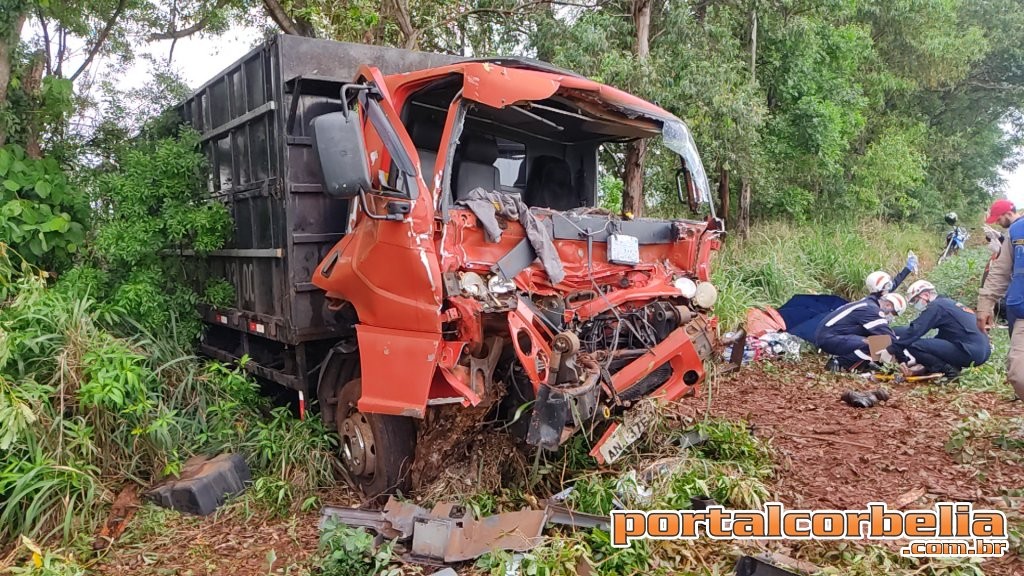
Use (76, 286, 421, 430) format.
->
(608, 234, 640, 266)
(590, 402, 657, 465)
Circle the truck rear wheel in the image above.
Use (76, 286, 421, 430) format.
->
(335, 378, 416, 497)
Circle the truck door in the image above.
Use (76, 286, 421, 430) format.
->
(312, 68, 445, 417)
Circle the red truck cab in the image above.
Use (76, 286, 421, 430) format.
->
(308, 58, 722, 495)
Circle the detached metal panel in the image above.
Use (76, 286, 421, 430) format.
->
(178, 35, 458, 389)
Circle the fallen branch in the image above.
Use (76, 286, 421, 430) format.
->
(776, 431, 875, 450)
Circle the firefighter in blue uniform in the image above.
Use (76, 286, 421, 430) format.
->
(815, 254, 917, 371)
(886, 280, 990, 378)
(816, 290, 907, 371)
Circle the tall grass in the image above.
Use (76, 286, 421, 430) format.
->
(0, 246, 339, 550)
(713, 220, 941, 330)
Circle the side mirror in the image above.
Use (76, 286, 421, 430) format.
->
(310, 111, 370, 199)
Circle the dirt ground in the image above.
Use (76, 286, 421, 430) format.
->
(89, 357, 1024, 576)
(705, 360, 1024, 576)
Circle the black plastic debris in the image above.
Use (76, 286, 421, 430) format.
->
(690, 495, 718, 510)
(840, 388, 890, 408)
(146, 453, 251, 515)
(734, 555, 802, 576)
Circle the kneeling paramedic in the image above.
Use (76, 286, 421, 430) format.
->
(816, 292, 907, 371)
(885, 280, 990, 378)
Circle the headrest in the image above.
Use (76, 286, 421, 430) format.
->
(527, 155, 572, 187)
(410, 121, 443, 151)
(459, 134, 498, 165)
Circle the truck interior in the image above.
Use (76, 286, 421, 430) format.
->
(398, 72, 667, 211)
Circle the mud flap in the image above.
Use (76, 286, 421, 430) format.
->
(356, 324, 441, 417)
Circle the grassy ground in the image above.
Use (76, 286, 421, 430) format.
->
(3, 222, 1019, 576)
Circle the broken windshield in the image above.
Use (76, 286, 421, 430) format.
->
(662, 119, 711, 206)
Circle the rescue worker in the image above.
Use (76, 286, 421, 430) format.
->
(886, 280, 990, 378)
(977, 198, 1024, 399)
(817, 292, 907, 371)
(865, 251, 919, 300)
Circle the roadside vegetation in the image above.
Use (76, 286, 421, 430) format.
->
(0, 0, 1023, 574)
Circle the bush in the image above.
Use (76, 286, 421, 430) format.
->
(0, 248, 341, 547)
(75, 127, 233, 344)
(0, 145, 88, 271)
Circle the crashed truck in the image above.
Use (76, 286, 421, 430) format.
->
(181, 34, 724, 497)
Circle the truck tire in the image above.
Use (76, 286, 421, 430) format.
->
(335, 378, 417, 498)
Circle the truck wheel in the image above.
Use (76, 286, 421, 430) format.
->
(335, 378, 417, 497)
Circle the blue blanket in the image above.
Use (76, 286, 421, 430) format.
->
(777, 294, 849, 346)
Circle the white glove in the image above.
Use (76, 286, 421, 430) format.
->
(878, 349, 895, 364)
(906, 251, 919, 273)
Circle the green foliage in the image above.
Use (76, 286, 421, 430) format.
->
(80, 127, 232, 342)
(477, 537, 590, 576)
(243, 406, 338, 491)
(5, 536, 88, 576)
(0, 145, 86, 270)
(0, 256, 341, 548)
(927, 246, 988, 306)
(316, 522, 399, 576)
(529, 0, 1024, 222)
(201, 278, 235, 308)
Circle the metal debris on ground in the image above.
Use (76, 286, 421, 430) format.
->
(145, 453, 251, 516)
(840, 388, 890, 408)
(321, 497, 610, 564)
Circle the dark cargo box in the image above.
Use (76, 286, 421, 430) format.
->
(179, 35, 458, 391)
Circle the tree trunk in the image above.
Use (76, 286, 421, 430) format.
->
(0, 12, 28, 148)
(750, 10, 757, 81)
(622, 0, 651, 216)
(739, 178, 751, 239)
(623, 141, 646, 217)
(23, 52, 45, 158)
(717, 164, 729, 227)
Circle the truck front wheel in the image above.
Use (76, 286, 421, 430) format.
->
(335, 378, 416, 497)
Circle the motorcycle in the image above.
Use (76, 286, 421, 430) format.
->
(939, 212, 969, 264)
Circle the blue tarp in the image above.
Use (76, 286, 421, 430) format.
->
(777, 294, 849, 346)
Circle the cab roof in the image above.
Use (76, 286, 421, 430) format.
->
(384, 60, 676, 127)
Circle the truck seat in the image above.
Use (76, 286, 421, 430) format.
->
(455, 134, 501, 201)
(410, 121, 443, 184)
(526, 155, 574, 210)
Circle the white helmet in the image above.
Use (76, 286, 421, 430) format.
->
(881, 293, 907, 316)
(907, 280, 936, 301)
(865, 271, 893, 294)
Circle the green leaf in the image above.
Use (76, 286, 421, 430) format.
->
(3, 180, 19, 192)
(40, 216, 69, 233)
(2, 201, 22, 217)
(34, 181, 51, 198)
(0, 150, 9, 176)
(28, 238, 43, 256)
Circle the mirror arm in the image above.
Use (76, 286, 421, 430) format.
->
(358, 190, 406, 221)
(675, 169, 686, 205)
